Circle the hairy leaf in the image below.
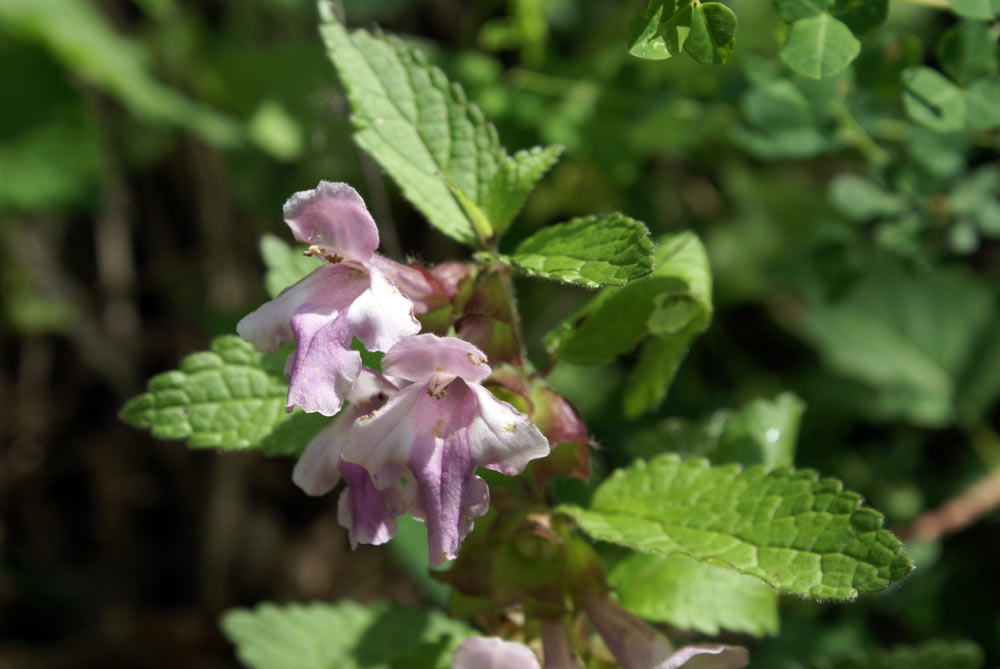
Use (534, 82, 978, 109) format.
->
(780, 14, 860, 79)
(221, 600, 474, 669)
(511, 213, 655, 288)
(318, 3, 558, 245)
(609, 554, 779, 636)
(120, 336, 294, 450)
(560, 454, 913, 599)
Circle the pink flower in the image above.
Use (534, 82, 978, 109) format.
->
(293, 334, 550, 564)
(237, 182, 421, 416)
(451, 637, 540, 669)
(582, 594, 749, 669)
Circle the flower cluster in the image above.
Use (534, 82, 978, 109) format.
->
(238, 181, 550, 563)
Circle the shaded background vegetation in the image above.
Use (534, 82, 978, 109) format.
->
(2, 0, 999, 666)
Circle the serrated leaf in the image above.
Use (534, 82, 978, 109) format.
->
(807, 639, 984, 669)
(560, 454, 913, 599)
(683, 2, 737, 65)
(780, 14, 860, 79)
(609, 554, 779, 636)
(510, 213, 654, 287)
(220, 600, 475, 669)
(831, 0, 889, 35)
(120, 336, 293, 449)
(949, 0, 1000, 19)
(801, 262, 994, 427)
(627, 0, 695, 60)
(902, 66, 966, 133)
(260, 234, 324, 298)
(318, 4, 558, 245)
(485, 145, 563, 237)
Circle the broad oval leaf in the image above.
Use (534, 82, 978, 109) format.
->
(902, 66, 967, 133)
(949, 0, 1000, 19)
(780, 14, 860, 79)
(560, 454, 913, 600)
(683, 2, 738, 65)
(511, 213, 654, 288)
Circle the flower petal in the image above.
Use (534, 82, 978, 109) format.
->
(583, 594, 675, 669)
(451, 637, 541, 669)
(658, 645, 749, 669)
(339, 384, 426, 488)
(382, 334, 491, 384)
(237, 264, 365, 353)
(408, 429, 490, 565)
(467, 384, 549, 475)
(539, 618, 581, 669)
(285, 311, 361, 416)
(337, 459, 405, 548)
(369, 255, 444, 315)
(283, 181, 379, 264)
(347, 268, 420, 353)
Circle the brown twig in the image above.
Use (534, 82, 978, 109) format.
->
(903, 471, 1000, 542)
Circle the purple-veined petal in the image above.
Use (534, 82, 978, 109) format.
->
(283, 181, 379, 264)
(382, 334, 491, 385)
(292, 370, 398, 495)
(368, 255, 443, 315)
(237, 264, 366, 353)
(285, 311, 361, 416)
(408, 429, 489, 565)
(658, 645, 749, 669)
(582, 594, 675, 669)
(346, 268, 420, 353)
(539, 618, 581, 669)
(467, 384, 549, 475)
(451, 637, 541, 669)
(337, 460, 405, 548)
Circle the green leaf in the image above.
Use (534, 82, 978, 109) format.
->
(560, 454, 913, 599)
(831, 0, 889, 35)
(807, 639, 984, 669)
(484, 144, 564, 237)
(627, 0, 695, 60)
(0, 0, 240, 146)
(609, 554, 779, 636)
(510, 213, 655, 288)
(683, 2, 738, 65)
(775, 0, 832, 23)
(965, 78, 1000, 130)
(260, 234, 324, 298)
(828, 175, 909, 222)
(949, 0, 1000, 19)
(780, 14, 860, 79)
(902, 66, 967, 133)
(220, 600, 475, 669)
(318, 4, 558, 245)
(937, 21, 999, 85)
(120, 336, 294, 449)
(800, 262, 994, 427)
(632, 393, 804, 468)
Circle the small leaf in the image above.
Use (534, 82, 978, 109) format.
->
(259, 234, 323, 298)
(560, 454, 913, 600)
(775, 0, 832, 23)
(936, 21, 999, 85)
(609, 554, 779, 636)
(949, 0, 1000, 19)
(807, 639, 984, 669)
(121, 336, 294, 450)
(220, 600, 475, 669)
(627, 0, 696, 60)
(965, 79, 1000, 130)
(780, 14, 860, 79)
(484, 144, 563, 237)
(510, 213, 655, 288)
(828, 174, 909, 222)
(683, 2, 738, 65)
(902, 66, 967, 133)
(831, 0, 889, 35)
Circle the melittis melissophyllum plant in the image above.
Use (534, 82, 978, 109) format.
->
(121, 3, 914, 667)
